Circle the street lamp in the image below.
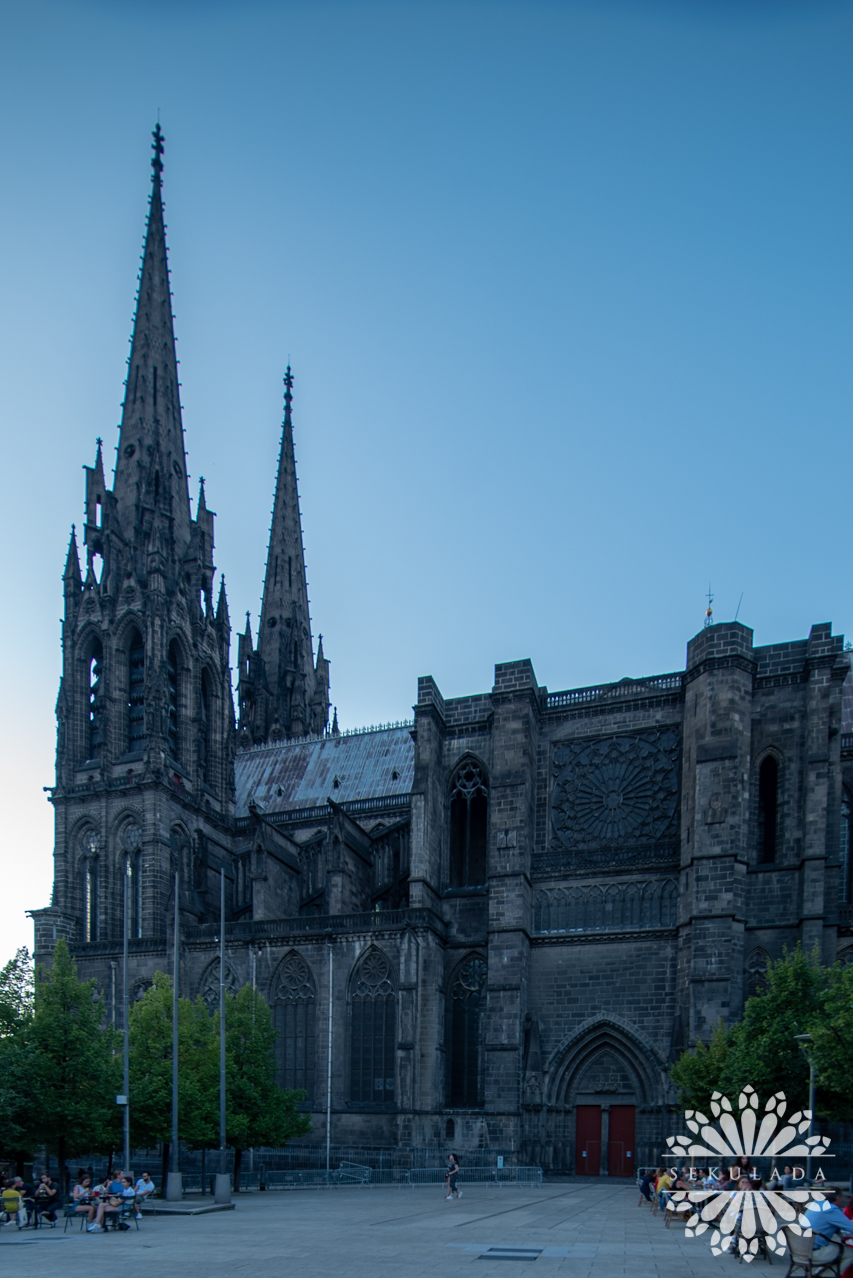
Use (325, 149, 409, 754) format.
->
(794, 1033, 815, 1182)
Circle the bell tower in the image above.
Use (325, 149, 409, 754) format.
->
(34, 127, 236, 957)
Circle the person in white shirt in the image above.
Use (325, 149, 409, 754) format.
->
(134, 1171, 154, 1219)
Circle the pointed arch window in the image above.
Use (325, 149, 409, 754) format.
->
(273, 953, 316, 1101)
(745, 947, 770, 998)
(841, 792, 852, 906)
(447, 955, 486, 1109)
(82, 831, 100, 942)
(167, 641, 180, 760)
(200, 669, 212, 785)
(87, 640, 104, 759)
(349, 949, 396, 1105)
(128, 631, 145, 750)
(122, 824, 143, 939)
(758, 756, 779, 864)
(449, 759, 488, 887)
(660, 879, 678, 928)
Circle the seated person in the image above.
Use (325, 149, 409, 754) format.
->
(134, 1171, 154, 1216)
(72, 1176, 97, 1225)
(639, 1170, 654, 1202)
(656, 1168, 673, 1211)
(804, 1187, 853, 1272)
(119, 1177, 136, 1224)
(1, 1182, 27, 1227)
(33, 1175, 58, 1223)
(89, 1182, 126, 1232)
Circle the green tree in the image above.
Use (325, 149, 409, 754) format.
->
(0, 948, 37, 1167)
(27, 939, 121, 1177)
(224, 985, 311, 1188)
(808, 959, 853, 1121)
(0, 947, 34, 1038)
(670, 946, 853, 1122)
(716, 945, 821, 1106)
(129, 973, 218, 1182)
(670, 1021, 732, 1114)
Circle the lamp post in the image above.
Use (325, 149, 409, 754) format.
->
(165, 866, 182, 1201)
(122, 855, 130, 1175)
(794, 1033, 816, 1182)
(325, 936, 334, 1182)
(214, 866, 230, 1204)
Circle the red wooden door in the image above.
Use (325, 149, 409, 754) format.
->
(607, 1105, 636, 1177)
(575, 1105, 602, 1176)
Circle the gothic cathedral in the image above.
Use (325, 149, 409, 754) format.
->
(32, 131, 853, 1172)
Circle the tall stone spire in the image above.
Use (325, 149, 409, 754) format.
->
(112, 124, 191, 555)
(237, 367, 329, 743)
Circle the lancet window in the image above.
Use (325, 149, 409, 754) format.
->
(273, 953, 316, 1101)
(447, 955, 486, 1108)
(349, 949, 396, 1105)
(87, 640, 104, 760)
(449, 759, 488, 888)
(841, 792, 851, 906)
(167, 641, 180, 760)
(128, 631, 145, 750)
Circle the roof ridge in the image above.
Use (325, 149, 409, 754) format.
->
(236, 720, 414, 755)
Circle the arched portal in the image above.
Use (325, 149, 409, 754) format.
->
(545, 1018, 665, 1177)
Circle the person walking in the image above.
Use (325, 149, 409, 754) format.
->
(445, 1153, 461, 1201)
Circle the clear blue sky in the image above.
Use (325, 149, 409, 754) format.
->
(1, 0, 850, 963)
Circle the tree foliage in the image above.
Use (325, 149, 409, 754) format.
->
(224, 985, 311, 1170)
(671, 946, 853, 1121)
(0, 943, 311, 1171)
(0, 947, 34, 1038)
(128, 973, 218, 1151)
(26, 940, 121, 1166)
(0, 948, 37, 1160)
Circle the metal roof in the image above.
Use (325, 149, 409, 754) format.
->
(234, 726, 414, 818)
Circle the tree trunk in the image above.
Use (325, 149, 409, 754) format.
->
(161, 1140, 170, 1192)
(233, 1147, 243, 1192)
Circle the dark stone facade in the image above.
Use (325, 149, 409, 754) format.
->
(30, 134, 853, 1173)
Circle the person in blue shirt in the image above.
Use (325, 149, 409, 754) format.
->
(804, 1187, 853, 1270)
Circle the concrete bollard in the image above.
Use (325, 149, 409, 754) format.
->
(214, 1173, 231, 1204)
(165, 1172, 183, 1201)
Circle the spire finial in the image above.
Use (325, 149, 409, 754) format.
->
(151, 122, 165, 185)
(704, 584, 714, 629)
(284, 364, 294, 419)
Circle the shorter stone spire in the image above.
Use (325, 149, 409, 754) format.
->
(63, 526, 82, 601)
(216, 575, 230, 632)
(246, 365, 329, 742)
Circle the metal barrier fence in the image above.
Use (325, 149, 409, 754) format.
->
(241, 1164, 543, 1191)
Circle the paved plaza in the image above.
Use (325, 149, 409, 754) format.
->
(0, 1179, 782, 1278)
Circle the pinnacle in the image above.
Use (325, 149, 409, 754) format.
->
(111, 125, 191, 553)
